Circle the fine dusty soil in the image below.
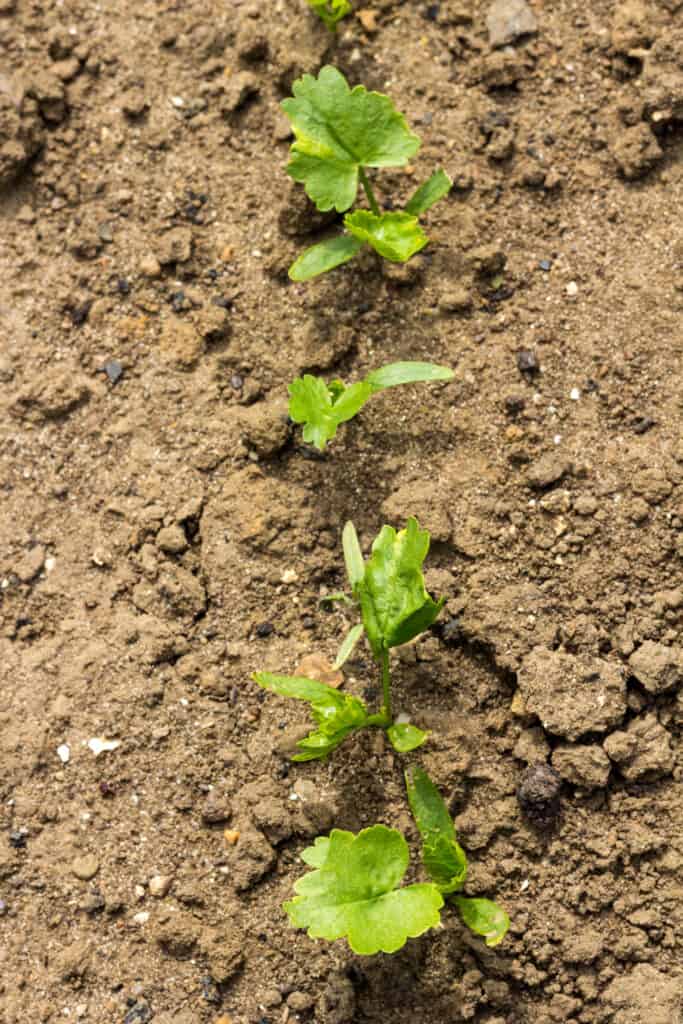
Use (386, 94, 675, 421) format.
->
(1, 0, 683, 1022)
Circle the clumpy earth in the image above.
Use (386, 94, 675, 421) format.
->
(1, 0, 682, 1021)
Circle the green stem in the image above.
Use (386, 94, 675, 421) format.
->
(359, 167, 380, 216)
(381, 648, 392, 722)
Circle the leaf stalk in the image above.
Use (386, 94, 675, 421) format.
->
(358, 167, 380, 216)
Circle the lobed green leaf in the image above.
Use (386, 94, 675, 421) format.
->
(357, 517, 444, 658)
(306, 0, 352, 30)
(405, 168, 453, 216)
(344, 210, 428, 262)
(285, 825, 444, 955)
(252, 672, 369, 761)
(282, 66, 420, 213)
(405, 767, 467, 894)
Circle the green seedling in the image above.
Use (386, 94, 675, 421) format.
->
(284, 769, 509, 954)
(281, 65, 452, 280)
(289, 361, 454, 451)
(253, 517, 443, 758)
(406, 766, 510, 947)
(306, 0, 351, 30)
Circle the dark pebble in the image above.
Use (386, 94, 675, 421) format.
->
(301, 616, 315, 629)
(9, 829, 28, 848)
(103, 359, 124, 385)
(70, 300, 93, 326)
(255, 621, 274, 638)
(230, 374, 243, 390)
(539, 259, 552, 271)
(123, 1003, 152, 1024)
(504, 395, 526, 417)
(516, 350, 539, 375)
(201, 975, 221, 1005)
(423, 2, 440, 19)
(517, 762, 562, 830)
(632, 417, 656, 434)
(441, 617, 464, 645)
(213, 296, 233, 309)
(117, 278, 130, 295)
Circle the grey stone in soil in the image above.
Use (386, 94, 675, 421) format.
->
(103, 359, 123, 384)
(517, 762, 562, 829)
(487, 0, 538, 48)
(603, 713, 674, 781)
(517, 647, 627, 740)
(551, 743, 611, 789)
(628, 641, 683, 694)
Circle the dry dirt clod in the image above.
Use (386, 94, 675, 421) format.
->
(603, 713, 674, 780)
(486, 0, 538, 49)
(71, 854, 100, 880)
(517, 762, 562, 829)
(628, 640, 683, 693)
(611, 123, 663, 180)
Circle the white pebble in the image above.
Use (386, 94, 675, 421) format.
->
(570, 387, 580, 401)
(170, 96, 184, 107)
(280, 569, 298, 584)
(133, 911, 150, 925)
(57, 744, 70, 764)
(553, 434, 562, 445)
(88, 737, 121, 757)
(44, 557, 56, 573)
(566, 281, 578, 297)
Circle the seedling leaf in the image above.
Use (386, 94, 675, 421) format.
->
(333, 622, 364, 670)
(289, 234, 364, 282)
(285, 825, 444, 954)
(345, 210, 428, 262)
(252, 672, 369, 761)
(289, 363, 452, 451)
(405, 767, 467, 893)
(387, 722, 429, 753)
(306, 0, 352, 30)
(365, 361, 454, 393)
(405, 168, 453, 216)
(282, 66, 420, 213)
(342, 521, 365, 592)
(357, 517, 445, 657)
(453, 897, 510, 947)
(301, 836, 331, 867)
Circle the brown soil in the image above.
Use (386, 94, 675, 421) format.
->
(1, 0, 683, 1022)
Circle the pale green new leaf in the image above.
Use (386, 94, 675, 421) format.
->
(285, 826, 444, 954)
(345, 210, 428, 262)
(289, 234, 364, 282)
(342, 521, 365, 592)
(405, 767, 467, 894)
(365, 361, 454, 393)
(306, 0, 352, 30)
(288, 375, 372, 450)
(333, 623, 364, 670)
(252, 672, 368, 761)
(387, 722, 429, 753)
(357, 517, 445, 657)
(282, 66, 420, 212)
(405, 168, 452, 216)
(454, 896, 510, 947)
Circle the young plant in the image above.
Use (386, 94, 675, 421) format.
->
(284, 769, 509, 954)
(289, 360, 453, 451)
(253, 517, 444, 758)
(406, 766, 510, 947)
(281, 65, 452, 281)
(306, 0, 351, 30)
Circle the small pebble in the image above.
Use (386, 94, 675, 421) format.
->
(71, 854, 100, 880)
(539, 258, 552, 271)
(517, 350, 539, 375)
(57, 743, 70, 764)
(570, 387, 580, 401)
(517, 763, 562, 829)
(566, 281, 578, 297)
(103, 359, 124, 384)
(149, 875, 173, 897)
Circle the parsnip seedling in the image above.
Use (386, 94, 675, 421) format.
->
(281, 66, 452, 280)
(306, 0, 351, 30)
(253, 517, 443, 757)
(284, 769, 509, 954)
(289, 361, 454, 451)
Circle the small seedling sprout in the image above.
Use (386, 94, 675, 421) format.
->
(281, 66, 452, 280)
(288, 360, 454, 451)
(305, 0, 352, 30)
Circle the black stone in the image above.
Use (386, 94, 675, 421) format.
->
(9, 829, 28, 848)
(255, 621, 274, 638)
(516, 350, 539, 375)
(517, 763, 562, 830)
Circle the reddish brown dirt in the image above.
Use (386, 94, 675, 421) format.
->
(1, 1, 682, 1022)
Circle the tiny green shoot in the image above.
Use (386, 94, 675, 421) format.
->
(289, 361, 454, 451)
(281, 66, 452, 280)
(253, 517, 443, 757)
(406, 766, 510, 947)
(305, 0, 352, 31)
